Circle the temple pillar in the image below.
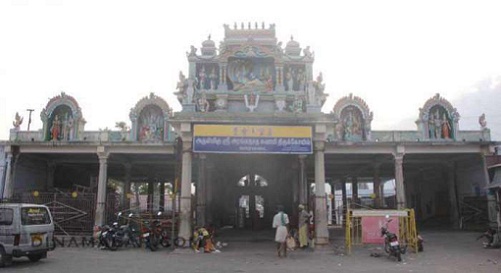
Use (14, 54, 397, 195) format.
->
(219, 64, 227, 91)
(95, 150, 109, 226)
(314, 141, 329, 246)
(0, 157, 5, 198)
(2, 152, 13, 199)
(122, 163, 131, 210)
(179, 139, 193, 242)
(159, 180, 165, 211)
(130, 115, 138, 141)
(394, 153, 406, 209)
(46, 161, 56, 191)
(196, 154, 207, 227)
(373, 163, 382, 208)
(206, 162, 214, 224)
(298, 155, 307, 205)
(341, 178, 347, 224)
(447, 162, 459, 227)
(352, 177, 359, 207)
(147, 178, 154, 211)
(276, 66, 285, 92)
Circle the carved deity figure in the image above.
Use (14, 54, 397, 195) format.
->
(441, 113, 451, 139)
(209, 68, 218, 90)
(433, 111, 442, 139)
(290, 96, 304, 112)
(265, 76, 274, 92)
(285, 68, 294, 91)
(12, 112, 23, 130)
(187, 45, 197, 57)
(198, 66, 207, 90)
(244, 93, 260, 112)
(50, 115, 61, 140)
(197, 92, 210, 112)
(303, 46, 313, 58)
(296, 69, 305, 91)
(428, 116, 436, 138)
(176, 71, 188, 94)
(479, 113, 487, 129)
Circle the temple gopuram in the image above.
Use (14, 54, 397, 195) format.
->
(0, 23, 497, 245)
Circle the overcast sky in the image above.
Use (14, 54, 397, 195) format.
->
(1, 0, 500, 140)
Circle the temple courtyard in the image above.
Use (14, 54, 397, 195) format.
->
(4, 229, 500, 273)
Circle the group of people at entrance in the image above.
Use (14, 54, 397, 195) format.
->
(272, 204, 313, 257)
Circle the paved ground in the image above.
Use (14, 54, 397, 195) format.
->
(4, 229, 501, 273)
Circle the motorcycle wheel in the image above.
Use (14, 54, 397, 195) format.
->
(174, 237, 187, 247)
(160, 238, 171, 248)
(396, 251, 402, 262)
(384, 242, 390, 254)
(107, 238, 118, 251)
(149, 236, 159, 251)
(131, 235, 141, 248)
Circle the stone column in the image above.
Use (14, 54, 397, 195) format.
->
(373, 163, 382, 208)
(275, 66, 285, 92)
(447, 162, 459, 228)
(147, 178, 154, 211)
(2, 153, 13, 199)
(206, 162, 214, 225)
(298, 155, 307, 205)
(314, 141, 329, 246)
(95, 151, 109, 226)
(122, 163, 131, 210)
(394, 153, 406, 209)
(341, 178, 347, 224)
(178, 140, 193, 242)
(352, 177, 359, 207)
(0, 157, 5, 198)
(159, 181, 165, 211)
(196, 154, 207, 227)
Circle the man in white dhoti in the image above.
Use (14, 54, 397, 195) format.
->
(272, 205, 289, 257)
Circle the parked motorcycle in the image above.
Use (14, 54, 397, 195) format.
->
(142, 212, 162, 251)
(97, 224, 117, 250)
(380, 215, 406, 262)
(111, 212, 142, 249)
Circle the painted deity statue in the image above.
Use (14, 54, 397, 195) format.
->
(198, 66, 207, 90)
(441, 114, 451, 139)
(209, 68, 218, 90)
(50, 115, 61, 140)
(197, 91, 210, 112)
(286, 68, 294, 91)
(12, 112, 23, 130)
(244, 93, 260, 112)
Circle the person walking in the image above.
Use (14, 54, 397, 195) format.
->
(298, 204, 311, 248)
(272, 205, 289, 257)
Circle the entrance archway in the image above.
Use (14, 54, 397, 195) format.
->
(236, 174, 268, 230)
(207, 154, 298, 231)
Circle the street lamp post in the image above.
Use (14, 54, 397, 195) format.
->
(26, 109, 34, 131)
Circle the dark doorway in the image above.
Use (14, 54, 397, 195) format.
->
(236, 174, 268, 230)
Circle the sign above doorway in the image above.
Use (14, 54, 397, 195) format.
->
(193, 124, 312, 154)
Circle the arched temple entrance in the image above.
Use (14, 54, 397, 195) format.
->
(202, 154, 298, 231)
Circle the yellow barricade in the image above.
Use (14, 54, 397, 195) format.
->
(345, 209, 418, 255)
